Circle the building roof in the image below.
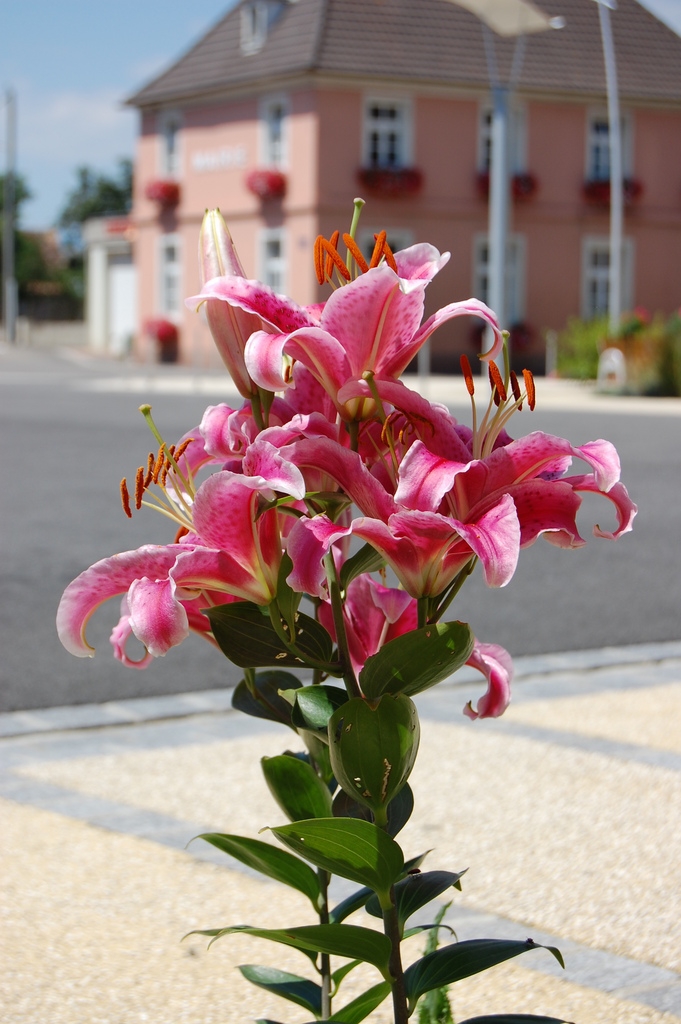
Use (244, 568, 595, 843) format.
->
(126, 0, 681, 108)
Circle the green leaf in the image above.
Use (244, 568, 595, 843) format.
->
(195, 833, 320, 909)
(292, 685, 349, 738)
(359, 621, 475, 698)
(332, 782, 414, 837)
(238, 964, 321, 1016)
(271, 817, 404, 903)
(331, 958, 363, 989)
(457, 1017, 573, 1024)
(365, 870, 467, 931)
(339, 543, 386, 591)
(329, 980, 392, 1023)
(206, 923, 392, 975)
(329, 888, 374, 925)
(207, 603, 334, 668)
(404, 939, 565, 1012)
(232, 671, 302, 728)
(328, 695, 420, 817)
(261, 754, 333, 821)
(275, 553, 302, 635)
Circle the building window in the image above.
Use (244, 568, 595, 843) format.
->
(473, 234, 526, 325)
(241, 1, 284, 54)
(260, 228, 286, 292)
(478, 102, 526, 173)
(260, 95, 289, 167)
(586, 109, 631, 180)
(159, 235, 182, 318)
(158, 110, 182, 178)
(581, 236, 633, 319)
(363, 99, 412, 169)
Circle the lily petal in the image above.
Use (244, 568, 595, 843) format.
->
(57, 545, 187, 658)
(464, 641, 514, 719)
(128, 576, 189, 657)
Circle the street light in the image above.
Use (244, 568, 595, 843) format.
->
(591, 0, 623, 335)
(442, 0, 562, 370)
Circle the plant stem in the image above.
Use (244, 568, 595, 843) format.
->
(318, 869, 332, 1019)
(323, 552, 362, 699)
(383, 888, 409, 1024)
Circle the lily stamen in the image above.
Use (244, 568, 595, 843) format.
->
(460, 355, 475, 396)
(510, 371, 522, 408)
(488, 361, 507, 402)
(369, 231, 386, 269)
(342, 233, 369, 275)
(134, 467, 145, 510)
(143, 452, 155, 489)
(120, 479, 133, 519)
(523, 368, 536, 411)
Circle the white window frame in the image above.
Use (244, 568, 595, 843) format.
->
(158, 109, 182, 178)
(241, 1, 269, 54)
(362, 97, 413, 170)
(157, 233, 182, 320)
(581, 235, 634, 320)
(473, 233, 526, 325)
(585, 107, 632, 181)
(357, 228, 414, 265)
(259, 227, 287, 293)
(259, 93, 289, 167)
(477, 101, 527, 174)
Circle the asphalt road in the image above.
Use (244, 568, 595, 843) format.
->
(1, 344, 678, 712)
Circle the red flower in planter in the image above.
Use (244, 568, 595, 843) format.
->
(582, 178, 643, 206)
(245, 169, 287, 200)
(357, 167, 424, 198)
(145, 180, 181, 208)
(144, 319, 178, 345)
(476, 171, 538, 201)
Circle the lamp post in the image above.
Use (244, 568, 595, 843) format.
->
(592, 0, 623, 335)
(442, 0, 562, 371)
(2, 88, 17, 345)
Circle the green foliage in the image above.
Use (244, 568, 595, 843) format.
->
(0, 172, 32, 216)
(58, 159, 132, 226)
(238, 964, 322, 1016)
(261, 753, 333, 821)
(332, 782, 414, 838)
(404, 939, 565, 1013)
(417, 902, 455, 1024)
(206, 602, 335, 669)
(557, 316, 607, 380)
(328, 695, 420, 817)
(271, 817, 404, 903)
(366, 871, 465, 934)
(194, 833, 321, 908)
(359, 620, 475, 699)
(231, 670, 302, 728)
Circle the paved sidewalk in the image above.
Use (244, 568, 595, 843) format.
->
(2, 642, 681, 1023)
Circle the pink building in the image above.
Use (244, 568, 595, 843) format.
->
(126, 0, 681, 372)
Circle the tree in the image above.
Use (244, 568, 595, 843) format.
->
(0, 172, 32, 217)
(58, 158, 133, 227)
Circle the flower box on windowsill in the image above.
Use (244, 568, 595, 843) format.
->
(356, 167, 424, 199)
(144, 318, 179, 363)
(144, 180, 181, 208)
(582, 178, 643, 207)
(475, 171, 539, 202)
(245, 168, 287, 201)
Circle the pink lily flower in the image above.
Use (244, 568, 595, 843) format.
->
(463, 642, 515, 719)
(193, 209, 265, 398)
(186, 242, 503, 419)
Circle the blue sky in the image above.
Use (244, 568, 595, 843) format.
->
(2, 0, 680, 231)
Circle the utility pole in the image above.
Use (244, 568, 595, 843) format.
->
(2, 88, 17, 344)
(593, 0, 623, 334)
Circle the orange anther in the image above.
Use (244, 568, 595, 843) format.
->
(369, 231, 387, 269)
(174, 438, 194, 463)
(325, 230, 341, 279)
(174, 525, 189, 543)
(522, 368, 536, 410)
(460, 355, 475, 396)
(143, 452, 154, 489)
(313, 235, 325, 284)
(342, 233, 369, 274)
(320, 235, 351, 281)
(488, 361, 507, 402)
(120, 479, 132, 519)
(510, 371, 523, 408)
(152, 446, 165, 484)
(134, 466, 145, 510)
(381, 237, 398, 273)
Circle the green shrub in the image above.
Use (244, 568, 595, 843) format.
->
(557, 316, 608, 380)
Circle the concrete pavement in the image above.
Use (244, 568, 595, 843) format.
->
(2, 642, 680, 1023)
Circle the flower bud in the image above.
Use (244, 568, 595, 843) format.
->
(199, 208, 246, 284)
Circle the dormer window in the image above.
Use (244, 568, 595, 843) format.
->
(240, 0, 284, 55)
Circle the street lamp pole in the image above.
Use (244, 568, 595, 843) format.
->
(2, 88, 17, 345)
(593, 0, 623, 334)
